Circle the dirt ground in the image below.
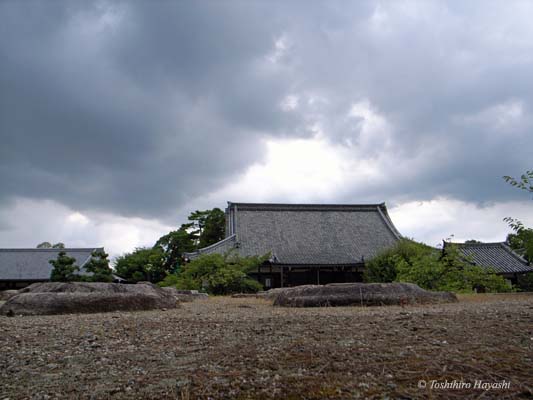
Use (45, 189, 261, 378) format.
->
(1, 294, 532, 399)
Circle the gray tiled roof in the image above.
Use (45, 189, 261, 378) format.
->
(0, 248, 102, 281)
(446, 242, 532, 274)
(184, 235, 237, 258)
(186, 202, 401, 265)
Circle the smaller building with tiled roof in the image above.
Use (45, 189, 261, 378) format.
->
(0, 248, 103, 289)
(443, 241, 532, 283)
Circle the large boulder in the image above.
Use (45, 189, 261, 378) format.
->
(260, 286, 316, 301)
(273, 282, 457, 307)
(0, 290, 19, 301)
(0, 282, 178, 316)
(161, 287, 208, 302)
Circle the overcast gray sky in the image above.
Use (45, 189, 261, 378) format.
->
(1, 1, 532, 257)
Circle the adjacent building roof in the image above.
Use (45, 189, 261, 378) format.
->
(186, 202, 402, 266)
(444, 242, 532, 275)
(0, 248, 101, 281)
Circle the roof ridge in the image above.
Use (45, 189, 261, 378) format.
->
(227, 202, 387, 212)
(183, 235, 237, 256)
(376, 205, 402, 240)
(499, 242, 530, 265)
(228, 202, 385, 207)
(444, 241, 504, 247)
(0, 248, 101, 252)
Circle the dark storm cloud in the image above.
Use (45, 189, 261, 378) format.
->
(1, 1, 532, 221)
(0, 1, 300, 217)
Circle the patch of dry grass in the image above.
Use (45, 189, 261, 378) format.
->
(457, 292, 533, 303)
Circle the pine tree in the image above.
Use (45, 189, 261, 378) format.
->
(154, 225, 195, 272)
(49, 251, 80, 282)
(84, 250, 113, 282)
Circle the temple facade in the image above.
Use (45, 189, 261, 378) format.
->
(185, 202, 402, 288)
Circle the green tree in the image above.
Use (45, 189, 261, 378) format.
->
(199, 208, 225, 248)
(395, 249, 447, 291)
(365, 239, 512, 293)
(157, 273, 180, 288)
(187, 208, 226, 248)
(364, 239, 434, 283)
(84, 249, 113, 282)
(187, 210, 210, 246)
(506, 228, 533, 263)
(503, 169, 533, 268)
(515, 272, 533, 292)
(154, 225, 195, 272)
(414, 245, 513, 293)
(50, 251, 80, 282)
(503, 170, 533, 194)
(114, 247, 165, 283)
(174, 252, 266, 295)
(37, 242, 65, 249)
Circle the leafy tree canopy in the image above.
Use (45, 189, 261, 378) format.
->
(199, 208, 225, 248)
(114, 247, 165, 283)
(364, 239, 434, 283)
(506, 228, 533, 264)
(503, 169, 533, 264)
(152, 207, 225, 273)
(396, 244, 512, 293)
(154, 225, 195, 272)
(166, 252, 267, 295)
(503, 170, 533, 194)
(365, 239, 512, 293)
(49, 251, 80, 282)
(187, 208, 226, 248)
(115, 207, 226, 284)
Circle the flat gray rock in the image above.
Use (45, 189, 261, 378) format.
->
(273, 282, 458, 307)
(161, 287, 208, 302)
(0, 282, 178, 315)
(0, 289, 19, 301)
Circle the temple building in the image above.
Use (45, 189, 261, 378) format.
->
(443, 241, 532, 284)
(184, 202, 402, 288)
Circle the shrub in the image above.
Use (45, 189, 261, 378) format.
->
(515, 272, 533, 292)
(171, 252, 266, 295)
(366, 239, 513, 293)
(394, 249, 446, 290)
(443, 245, 513, 292)
(157, 273, 180, 288)
(364, 239, 434, 283)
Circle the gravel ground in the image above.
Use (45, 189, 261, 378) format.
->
(1, 294, 532, 399)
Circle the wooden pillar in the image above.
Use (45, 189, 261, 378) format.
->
(317, 267, 320, 285)
(257, 264, 262, 285)
(280, 265, 284, 288)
